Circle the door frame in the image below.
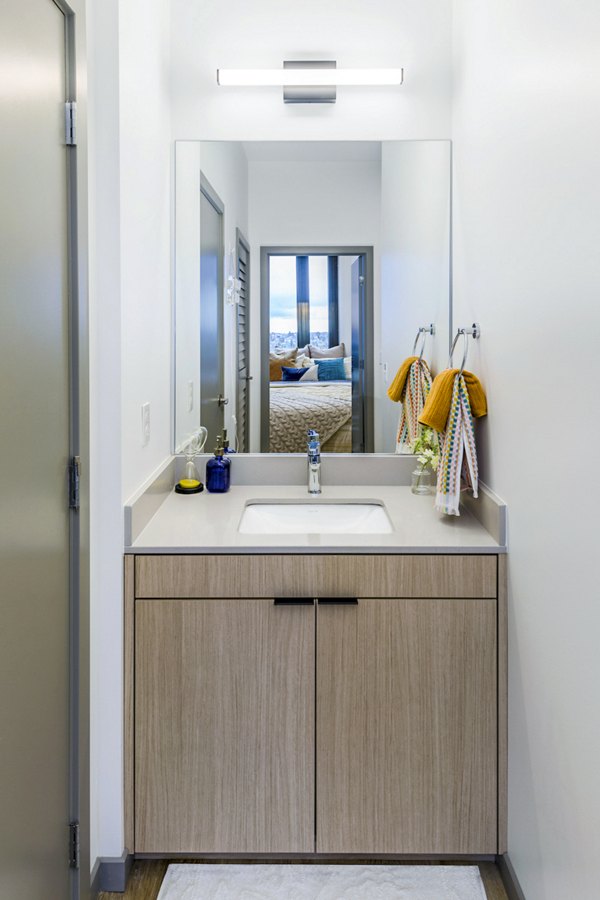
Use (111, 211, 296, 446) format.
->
(52, 0, 89, 896)
(260, 246, 374, 453)
(61, 0, 89, 895)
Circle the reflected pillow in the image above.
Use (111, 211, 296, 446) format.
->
(281, 366, 309, 382)
(295, 353, 315, 368)
(308, 342, 346, 359)
(299, 365, 319, 382)
(309, 356, 351, 380)
(269, 351, 296, 381)
(315, 357, 346, 381)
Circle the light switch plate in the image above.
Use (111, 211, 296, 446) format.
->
(187, 381, 194, 412)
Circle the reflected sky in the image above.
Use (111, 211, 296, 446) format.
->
(269, 255, 328, 335)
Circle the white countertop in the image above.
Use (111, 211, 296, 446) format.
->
(127, 484, 504, 555)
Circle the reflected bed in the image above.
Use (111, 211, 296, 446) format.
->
(269, 381, 352, 453)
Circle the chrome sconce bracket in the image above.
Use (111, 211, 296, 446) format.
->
(283, 60, 337, 104)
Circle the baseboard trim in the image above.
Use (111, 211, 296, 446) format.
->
(90, 857, 101, 897)
(497, 853, 527, 900)
(91, 849, 134, 894)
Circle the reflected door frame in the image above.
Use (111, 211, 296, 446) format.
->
(260, 246, 374, 453)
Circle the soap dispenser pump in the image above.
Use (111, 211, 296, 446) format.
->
(222, 428, 236, 454)
(206, 440, 231, 493)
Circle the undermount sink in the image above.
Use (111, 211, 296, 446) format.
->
(238, 500, 394, 535)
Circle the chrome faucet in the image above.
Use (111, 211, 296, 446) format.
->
(307, 429, 321, 495)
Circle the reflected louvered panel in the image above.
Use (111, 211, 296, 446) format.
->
(236, 233, 250, 452)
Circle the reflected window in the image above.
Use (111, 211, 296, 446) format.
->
(308, 256, 328, 349)
(269, 256, 297, 351)
(269, 254, 338, 351)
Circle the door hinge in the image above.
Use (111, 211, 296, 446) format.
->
(65, 101, 77, 146)
(69, 821, 80, 870)
(69, 456, 80, 510)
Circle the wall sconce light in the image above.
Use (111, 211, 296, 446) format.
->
(216, 61, 404, 104)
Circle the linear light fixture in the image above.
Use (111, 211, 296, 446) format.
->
(216, 68, 404, 87)
(216, 61, 404, 104)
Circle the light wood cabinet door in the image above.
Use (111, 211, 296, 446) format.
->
(135, 598, 314, 853)
(316, 597, 497, 854)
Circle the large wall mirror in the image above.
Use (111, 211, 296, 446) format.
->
(174, 140, 451, 455)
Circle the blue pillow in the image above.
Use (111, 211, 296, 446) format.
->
(315, 357, 346, 381)
(281, 366, 309, 382)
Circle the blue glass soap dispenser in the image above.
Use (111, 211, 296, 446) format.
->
(206, 443, 231, 493)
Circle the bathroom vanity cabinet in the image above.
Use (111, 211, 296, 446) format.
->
(126, 553, 506, 857)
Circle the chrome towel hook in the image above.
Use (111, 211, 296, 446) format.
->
(412, 323, 435, 361)
(449, 323, 480, 374)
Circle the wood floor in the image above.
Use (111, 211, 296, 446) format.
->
(98, 859, 509, 899)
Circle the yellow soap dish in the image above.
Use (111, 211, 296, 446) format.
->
(175, 478, 204, 495)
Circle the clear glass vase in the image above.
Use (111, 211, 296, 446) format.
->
(411, 466, 435, 495)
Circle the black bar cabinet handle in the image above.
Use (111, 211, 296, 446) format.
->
(274, 597, 315, 606)
(318, 598, 359, 605)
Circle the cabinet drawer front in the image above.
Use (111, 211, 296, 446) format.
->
(136, 554, 497, 600)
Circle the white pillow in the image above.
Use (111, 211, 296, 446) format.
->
(299, 365, 318, 382)
(343, 356, 352, 380)
(295, 353, 315, 368)
(308, 342, 346, 359)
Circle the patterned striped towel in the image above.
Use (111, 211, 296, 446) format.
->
(435, 373, 478, 516)
(395, 358, 433, 454)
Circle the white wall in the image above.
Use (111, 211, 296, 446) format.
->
(248, 158, 381, 450)
(452, 2, 600, 898)
(120, 0, 172, 501)
(170, 0, 452, 141)
(88, 0, 172, 865)
(379, 141, 451, 451)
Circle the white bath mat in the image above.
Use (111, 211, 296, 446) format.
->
(156, 863, 487, 900)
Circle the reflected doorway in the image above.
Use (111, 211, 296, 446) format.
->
(260, 246, 373, 453)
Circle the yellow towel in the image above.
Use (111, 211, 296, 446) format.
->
(387, 356, 419, 402)
(419, 368, 487, 433)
